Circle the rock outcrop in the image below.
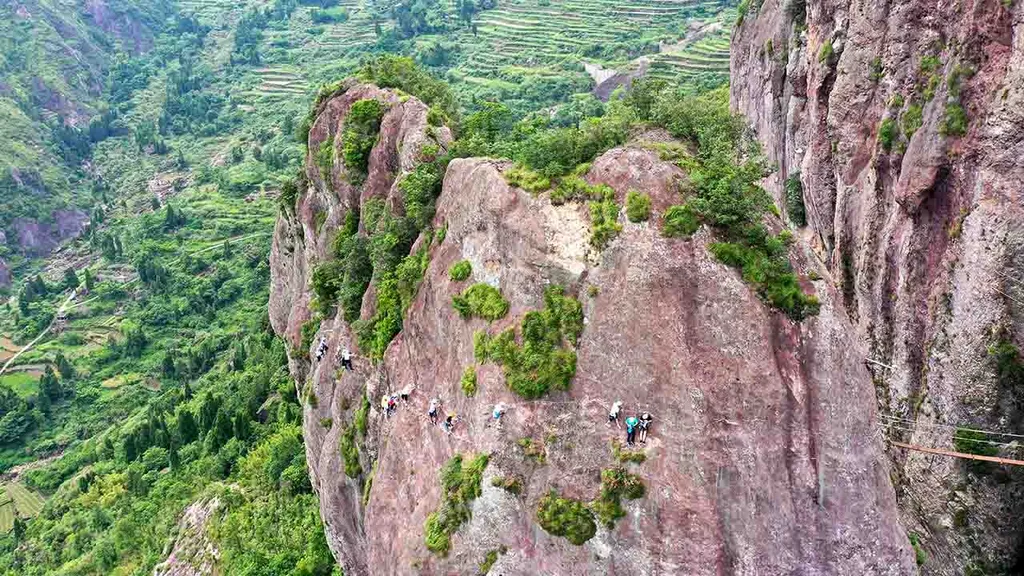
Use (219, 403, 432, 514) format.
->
(270, 86, 915, 574)
(731, 0, 1024, 572)
(153, 498, 222, 576)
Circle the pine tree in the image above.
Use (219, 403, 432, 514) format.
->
(36, 388, 51, 413)
(198, 393, 220, 431)
(161, 353, 176, 378)
(84, 268, 95, 291)
(55, 352, 74, 380)
(123, 434, 138, 463)
(63, 267, 80, 290)
(232, 412, 250, 441)
(39, 366, 61, 400)
(176, 406, 198, 444)
(168, 440, 181, 469)
(211, 410, 233, 451)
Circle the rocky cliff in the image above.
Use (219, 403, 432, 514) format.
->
(731, 0, 1024, 572)
(270, 85, 916, 574)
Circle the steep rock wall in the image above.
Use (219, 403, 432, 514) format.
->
(270, 87, 915, 575)
(731, 0, 1024, 572)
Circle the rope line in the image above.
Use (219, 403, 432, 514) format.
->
(878, 422, 1020, 448)
(877, 415, 1024, 440)
(891, 441, 1024, 467)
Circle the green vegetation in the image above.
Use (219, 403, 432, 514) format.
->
(453, 284, 511, 321)
(550, 177, 614, 206)
(518, 437, 548, 464)
(474, 286, 583, 398)
(461, 365, 478, 396)
(340, 424, 362, 478)
(990, 339, 1024, 389)
(908, 532, 927, 566)
(662, 204, 701, 237)
(902, 103, 924, 139)
(647, 87, 818, 319)
(0, 482, 45, 533)
(491, 475, 523, 495)
(504, 165, 551, 194)
(355, 395, 371, 437)
(879, 118, 899, 152)
(592, 467, 645, 528)
(626, 191, 652, 223)
(869, 57, 885, 82)
(450, 260, 473, 282)
(736, 0, 751, 24)
(424, 453, 489, 556)
(317, 139, 334, 182)
(919, 55, 942, 101)
(612, 440, 647, 463)
(818, 41, 834, 64)
(536, 490, 597, 545)
(341, 99, 386, 183)
(479, 547, 504, 574)
(953, 427, 999, 458)
(941, 103, 968, 137)
(589, 195, 623, 249)
(784, 173, 806, 227)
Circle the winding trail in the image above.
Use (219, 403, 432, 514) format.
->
(0, 231, 272, 379)
(0, 289, 78, 377)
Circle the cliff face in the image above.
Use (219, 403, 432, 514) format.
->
(270, 86, 915, 575)
(731, 0, 1024, 572)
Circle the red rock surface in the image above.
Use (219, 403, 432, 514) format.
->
(270, 88, 914, 575)
(731, 0, 1024, 571)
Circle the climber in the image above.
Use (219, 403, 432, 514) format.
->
(638, 411, 653, 444)
(625, 415, 639, 446)
(341, 348, 353, 371)
(388, 394, 398, 417)
(608, 400, 623, 427)
(443, 413, 457, 435)
(428, 398, 441, 425)
(380, 394, 390, 418)
(488, 402, 507, 430)
(315, 336, 328, 362)
(399, 384, 414, 403)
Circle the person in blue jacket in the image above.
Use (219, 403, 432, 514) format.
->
(625, 415, 639, 446)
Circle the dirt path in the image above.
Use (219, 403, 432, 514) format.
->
(0, 289, 77, 377)
(188, 231, 271, 256)
(0, 451, 64, 482)
(0, 231, 270, 378)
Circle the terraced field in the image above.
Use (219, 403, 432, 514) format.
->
(215, 0, 735, 105)
(251, 67, 310, 99)
(648, 29, 731, 82)
(0, 482, 46, 533)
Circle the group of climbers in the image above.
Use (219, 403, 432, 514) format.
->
(313, 335, 354, 372)
(324, 340, 653, 447)
(425, 397, 462, 435)
(610, 401, 653, 446)
(384, 389, 654, 447)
